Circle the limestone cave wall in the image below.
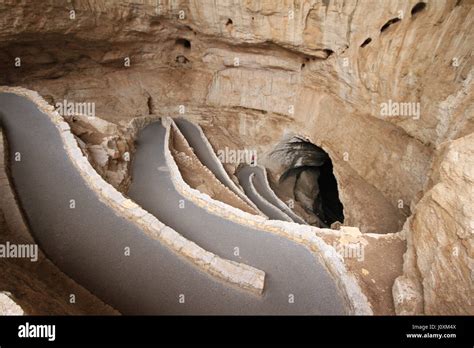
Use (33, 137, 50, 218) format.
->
(0, 0, 472, 314)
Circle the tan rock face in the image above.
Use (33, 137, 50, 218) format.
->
(0, 0, 472, 314)
(64, 114, 135, 192)
(0, 292, 23, 315)
(394, 133, 474, 315)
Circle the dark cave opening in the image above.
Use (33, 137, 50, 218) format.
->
(146, 95, 154, 115)
(175, 38, 191, 49)
(323, 49, 334, 58)
(360, 37, 372, 48)
(273, 136, 344, 227)
(318, 159, 344, 226)
(380, 17, 401, 33)
(411, 2, 427, 16)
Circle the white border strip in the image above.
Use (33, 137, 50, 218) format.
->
(247, 172, 293, 222)
(253, 165, 308, 224)
(0, 128, 33, 243)
(163, 116, 372, 315)
(175, 117, 264, 214)
(0, 87, 265, 295)
(170, 121, 262, 216)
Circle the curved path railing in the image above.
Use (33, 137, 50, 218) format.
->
(174, 117, 263, 215)
(236, 169, 293, 222)
(170, 121, 261, 215)
(159, 117, 372, 315)
(175, 119, 305, 224)
(127, 117, 371, 314)
(0, 87, 265, 314)
(0, 87, 371, 315)
(238, 165, 308, 224)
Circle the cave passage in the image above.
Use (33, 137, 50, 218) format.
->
(318, 159, 345, 226)
(274, 136, 344, 227)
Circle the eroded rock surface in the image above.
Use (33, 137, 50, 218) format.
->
(0, 0, 472, 315)
(64, 114, 135, 192)
(0, 292, 23, 315)
(394, 133, 474, 315)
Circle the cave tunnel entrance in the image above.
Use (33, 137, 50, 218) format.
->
(273, 136, 344, 227)
(318, 159, 344, 226)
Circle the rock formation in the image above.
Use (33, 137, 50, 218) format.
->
(0, 0, 472, 315)
(394, 133, 474, 315)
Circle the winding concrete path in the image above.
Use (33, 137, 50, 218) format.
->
(174, 117, 260, 213)
(0, 93, 309, 314)
(175, 118, 306, 224)
(0, 92, 345, 314)
(236, 168, 293, 222)
(128, 121, 345, 314)
(237, 165, 307, 224)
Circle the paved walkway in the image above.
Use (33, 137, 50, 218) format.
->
(236, 167, 292, 221)
(237, 165, 307, 224)
(174, 118, 258, 210)
(0, 93, 345, 314)
(128, 121, 345, 314)
(0, 93, 326, 314)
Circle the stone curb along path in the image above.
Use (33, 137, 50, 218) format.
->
(163, 117, 373, 315)
(238, 169, 293, 222)
(131, 119, 346, 314)
(0, 129, 26, 315)
(173, 119, 306, 223)
(0, 128, 33, 244)
(239, 164, 308, 224)
(0, 127, 121, 315)
(0, 86, 265, 296)
(170, 121, 262, 216)
(174, 117, 263, 214)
